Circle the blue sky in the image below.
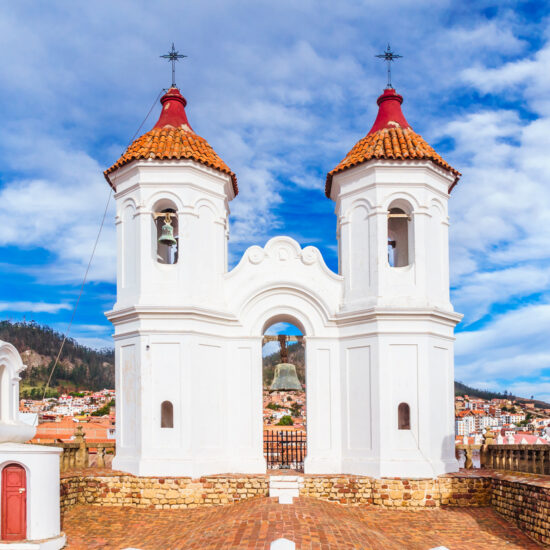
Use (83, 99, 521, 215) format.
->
(0, 1, 549, 399)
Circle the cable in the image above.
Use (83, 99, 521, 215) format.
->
(36, 88, 164, 418)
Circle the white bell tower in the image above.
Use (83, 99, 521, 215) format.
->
(326, 87, 461, 477)
(106, 70, 461, 479)
(105, 86, 244, 476)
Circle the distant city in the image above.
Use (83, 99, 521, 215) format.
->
(455, 395, 550, 445)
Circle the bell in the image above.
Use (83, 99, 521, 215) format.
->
(158, 219, 177, 247)
(270, 362, 302, 392)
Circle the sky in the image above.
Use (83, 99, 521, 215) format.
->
(0, 1, 549, 399)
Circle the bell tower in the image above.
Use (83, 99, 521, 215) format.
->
(326, 85, 462, 477)
(105, 86, 237, 312)
(105, 83, 240, 476)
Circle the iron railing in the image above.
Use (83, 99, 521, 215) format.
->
(264, 430, 306, 471)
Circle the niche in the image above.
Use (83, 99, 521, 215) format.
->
(398, 402, 410, 430)
(161, 400, 174, 428)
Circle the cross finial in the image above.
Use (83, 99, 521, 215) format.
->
(160, 43, 187, 88)
(375, 44, 402, 89)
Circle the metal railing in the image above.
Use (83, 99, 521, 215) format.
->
(264, 430, 306, 471)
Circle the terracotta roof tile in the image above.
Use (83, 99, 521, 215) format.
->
(105, 87, 237, 194)
(325, 88, 460, 197)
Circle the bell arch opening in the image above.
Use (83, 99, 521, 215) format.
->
(262, 319, 307, 472)
(387, 200, 413, 268)
(152, 199, 179, 265)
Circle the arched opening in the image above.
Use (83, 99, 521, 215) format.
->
(387, 203, 412, 268)
(0, 364, 9, 422)
(262, 320, 306, 471)
(398, 402, 410, 430)
(153, 199, 179, 265)
(161, 400, 174, 428)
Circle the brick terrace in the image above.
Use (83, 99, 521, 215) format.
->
(62, 497, 541, 549)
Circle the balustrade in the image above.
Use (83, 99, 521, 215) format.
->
(36, 425, 116, 472)
(457, 442, 550, 475)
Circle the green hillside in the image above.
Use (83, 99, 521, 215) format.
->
(0, 321, 114, 394)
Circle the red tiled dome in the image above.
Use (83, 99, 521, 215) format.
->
(105, 87, 237, 195)
(325, 88, 460, 197)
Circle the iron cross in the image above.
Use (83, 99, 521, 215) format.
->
(160, 43, 187, 88)
(375, 44, 402, 89)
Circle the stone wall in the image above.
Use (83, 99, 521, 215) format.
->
(300, 475, 491, 508)
(60, 473, 269, 514)
(61, 472, 495, 514)
(491, 473, 550, 547)
(300, 476, 372, 505)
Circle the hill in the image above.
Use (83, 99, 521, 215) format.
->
(455, 380, 550, 409)
(0, 321, 114, 395)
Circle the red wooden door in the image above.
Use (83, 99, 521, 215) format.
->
(1, 463, 26, 541)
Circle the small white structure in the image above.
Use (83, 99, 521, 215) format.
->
(106, 84, 461, 478)
(269, 476, 302, 504)
(271, 539, 296, 550)
(0, 341, 64, 549)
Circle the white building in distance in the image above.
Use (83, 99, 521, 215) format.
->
(105, 82, 462, 478)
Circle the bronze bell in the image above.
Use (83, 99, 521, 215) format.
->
(269, 335, 302, 391)
(270, 363, 302, 391)
(158, 214, 177, 247)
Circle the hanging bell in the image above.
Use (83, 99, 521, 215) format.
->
(158, 215, 177, 247)
(270, 363, 302, 392)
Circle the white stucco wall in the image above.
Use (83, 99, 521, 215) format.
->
(107, 157, 460, 478)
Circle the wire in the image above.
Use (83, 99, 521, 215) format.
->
(36, 88, 164, 417)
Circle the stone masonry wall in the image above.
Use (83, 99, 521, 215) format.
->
(491, 474, 550, 547)
(300, 476, 372, 505)
(60, 473, 269, 515)
(300, 475, 491, 508)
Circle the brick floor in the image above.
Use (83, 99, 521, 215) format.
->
(62, 497, 542, 549)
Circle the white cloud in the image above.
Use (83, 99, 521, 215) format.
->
(440, 96, 550, 322)
(0, 301, 71, 313)
(0, 131, 116, 284)
(455, 304, 550, 397)
(453, 266, 550, 322)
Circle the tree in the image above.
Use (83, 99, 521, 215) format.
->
(290, 402, 303, 417)
(277, 415, 293, 426)
(91, 399, 115, 417)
